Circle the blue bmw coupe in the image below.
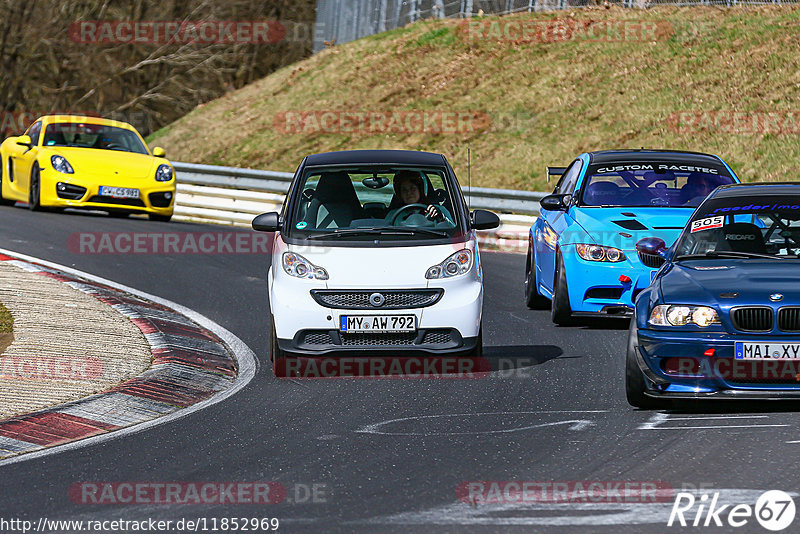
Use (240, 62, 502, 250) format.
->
(526, 150, 739, 325)
(627, 183, 800, 407)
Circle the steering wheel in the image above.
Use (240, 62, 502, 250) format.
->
(105, 143, 123, 150)
(390, 203, 429, 225)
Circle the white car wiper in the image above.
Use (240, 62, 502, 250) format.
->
(306, 227, 447, 240)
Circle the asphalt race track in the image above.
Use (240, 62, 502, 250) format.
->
(1, 206, 799, 533)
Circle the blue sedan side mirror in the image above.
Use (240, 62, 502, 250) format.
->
(636, 237, 668, 258)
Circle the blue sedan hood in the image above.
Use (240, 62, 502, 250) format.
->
(571, 207, 694, 249)
(659, 259, 800, 307)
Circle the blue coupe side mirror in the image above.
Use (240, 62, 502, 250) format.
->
(540, 194, 569, 212)
(636, 237, 668, 258)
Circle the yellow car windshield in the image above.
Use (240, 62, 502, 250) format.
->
(42, 123, 148, 155)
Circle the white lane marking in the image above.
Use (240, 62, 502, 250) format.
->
(786, 440, 800, 444)
(0, 247, 258, 468)
(647, 425, 789, 430)
(356, 411, 607, 436)
(638, 412, 669, 430)
(667, 415, 770, 420)
(354, 489, 772, 527)
(639, 412, 788, 431)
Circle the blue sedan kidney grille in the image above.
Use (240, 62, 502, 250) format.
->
(730, 307, 773, 332)
(777, 307, 800, 332)
(638, 251, 666, 269)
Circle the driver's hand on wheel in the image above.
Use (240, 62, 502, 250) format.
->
(425, 205, 442, 221)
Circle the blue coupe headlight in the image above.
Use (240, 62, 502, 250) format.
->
(575, 244, 625, 263)
(155, 164, 173, 182)
(649, 304, 720, 327)
(51, 155, 73, 174)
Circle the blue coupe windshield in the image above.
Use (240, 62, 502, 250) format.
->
(580, 164, 735, 208)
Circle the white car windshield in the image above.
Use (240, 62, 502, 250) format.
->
(288, 165, 462, 241)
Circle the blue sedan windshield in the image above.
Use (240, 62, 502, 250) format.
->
(579, 165, 735, 208)
(676, 195, 800, 258)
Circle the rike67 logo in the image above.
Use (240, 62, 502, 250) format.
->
(668, 490, 796, 531)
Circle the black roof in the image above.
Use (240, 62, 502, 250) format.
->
(711, 182, 800, 199)
(304, 150, 447, 166)
(587, 149, 724, 166)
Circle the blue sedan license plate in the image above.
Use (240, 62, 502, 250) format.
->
(340, 315, 416, 333)
(735, 342, 800, 360)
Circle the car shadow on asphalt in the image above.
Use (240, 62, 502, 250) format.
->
(665, 400, 800, 414)
(483, 344, 564, 372)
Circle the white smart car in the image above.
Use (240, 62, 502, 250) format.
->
(252, 150, 500, 376)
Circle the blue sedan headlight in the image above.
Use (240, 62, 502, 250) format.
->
(575, 244, 625, 262)
(649, 304, 720, 327)
(51, 155, 73, 174)
(155, 164, 173, 182)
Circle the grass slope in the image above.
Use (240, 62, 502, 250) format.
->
(150, 6, 800, 191)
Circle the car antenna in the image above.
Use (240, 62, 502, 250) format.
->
(467, 147, 471, 212)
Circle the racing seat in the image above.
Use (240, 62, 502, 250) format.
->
(303, 172, 364, 229)
(583, 182, 620, 205)
(723, 222, 767, 254)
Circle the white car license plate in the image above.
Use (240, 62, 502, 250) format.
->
(735, 342, 800, 360)
(100, 186, 139, 199)
(340, 315, 416, 333)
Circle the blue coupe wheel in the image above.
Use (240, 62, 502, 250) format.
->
(551, 252, 574, 326)
(525, 244, 550, 310)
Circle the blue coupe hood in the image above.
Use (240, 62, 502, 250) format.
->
(660, 259, 800, 307)
(571, 207, 694, 250)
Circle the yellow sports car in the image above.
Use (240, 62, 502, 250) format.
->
(0, 115, 175, 221)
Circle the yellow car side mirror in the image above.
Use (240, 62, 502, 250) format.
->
(16, 135, 32, 147)
(152, 147, 166, 157)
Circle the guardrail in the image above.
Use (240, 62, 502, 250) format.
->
(172, 161, 543, 252)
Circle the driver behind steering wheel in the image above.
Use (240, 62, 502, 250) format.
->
(386, 170, 453, 225)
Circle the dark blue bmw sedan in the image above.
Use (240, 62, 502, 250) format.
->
(627, 183, 800, 408)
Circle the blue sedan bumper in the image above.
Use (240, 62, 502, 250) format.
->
(633, 327, 800, 398)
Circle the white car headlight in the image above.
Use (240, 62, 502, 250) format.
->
(282, 252, 328, 280)
(576, 244, 625, 262)
(426, 249, 473, 279)
(155, 164, 173, 182)
(649, 305, 720, 327)
(51, 155, 73, 174)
